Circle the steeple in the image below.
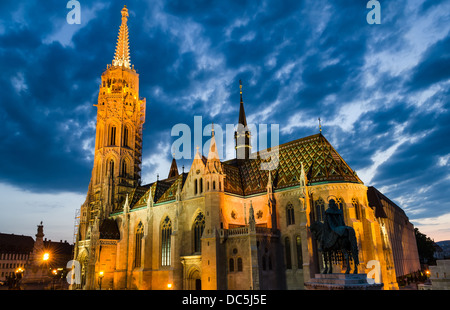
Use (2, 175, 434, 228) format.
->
(238, 80, 247, 127)
(168, 155, 179, 178)
(235, 80, 251, 161)
(112, 5, 131, 68)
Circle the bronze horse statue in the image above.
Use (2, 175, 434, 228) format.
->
(310, 199, 359, 274)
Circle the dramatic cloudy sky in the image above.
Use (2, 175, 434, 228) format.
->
(0, 0, 449, 243)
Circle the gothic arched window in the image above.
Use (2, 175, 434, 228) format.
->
(110, 125, 116, 146)
(199, 178, 203, 193)
(161, 217, 172, 266)
(229, 258, 235, 272)
(286, 203, 295, 226)
(193, 213, 205, 253)
(123, 125, 129, 147)
(121, 159, 127, 177)
(237, 257, 243, 272)
(194, 179, 198, 195)
(135, 222, 144, 267)
(315, 198, 325, 222)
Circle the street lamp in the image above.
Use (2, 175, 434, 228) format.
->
(51, 269, 58, 290)
(14, 268, 24, 290)
(43, 252, 50, 261)
(15, 267, 24, 274)
(98, 271, 104, 290)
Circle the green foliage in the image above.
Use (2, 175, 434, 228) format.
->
(415, 228, 436, 265)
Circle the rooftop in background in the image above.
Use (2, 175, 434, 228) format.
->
(0, 233, 34, 254)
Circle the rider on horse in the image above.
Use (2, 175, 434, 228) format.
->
(311, 199, 359, 274)
(321, 199, 347, 250)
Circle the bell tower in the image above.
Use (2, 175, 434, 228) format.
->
(89, 5, 146, 217)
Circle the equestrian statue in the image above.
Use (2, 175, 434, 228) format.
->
(310, 199, 359, 274)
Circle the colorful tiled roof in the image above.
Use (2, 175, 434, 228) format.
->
(127, 184, 151, 210)
(224, 133, 362, 196)
(156, 173, 187, 204)
(124, 133, 361, 210)
(129, 173, 188, 210)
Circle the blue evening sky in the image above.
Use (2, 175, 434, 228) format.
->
(0, 0, 449, 243)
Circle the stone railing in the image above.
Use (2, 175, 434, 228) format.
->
(219, 226, 275, 239)
(227, 226, 249, 236)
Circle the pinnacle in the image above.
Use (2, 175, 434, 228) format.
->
(112, 6, 131, 68)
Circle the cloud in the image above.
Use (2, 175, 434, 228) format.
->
(141, 140, 172, 184)
(407, 35, 450, 90)
(0, 182, 85, 242)
(0, 0, 449, 242)
(412, 212, 450, 242)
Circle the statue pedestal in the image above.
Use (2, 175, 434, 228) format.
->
(305, 273, 383, 290)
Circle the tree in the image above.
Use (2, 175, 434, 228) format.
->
(414, 228, 436, 265)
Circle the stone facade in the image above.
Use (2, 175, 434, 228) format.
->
(429, 260, 450, 290)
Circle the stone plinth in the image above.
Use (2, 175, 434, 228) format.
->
(305, 273, 383, 290)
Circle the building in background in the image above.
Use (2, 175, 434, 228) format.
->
(0, 223, 73, 289)
(367, 187, 421, 282)
(0, 233, 34, 283)
(429, 260, 450, 290)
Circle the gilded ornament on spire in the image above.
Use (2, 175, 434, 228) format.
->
(113, 6, 131, 68)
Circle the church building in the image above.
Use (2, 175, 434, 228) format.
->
(73, 6, 420, 290)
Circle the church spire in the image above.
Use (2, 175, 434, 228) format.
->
(168, 154, 179, 178)
(235, 80, 251, 161)
(112, 5, 131, 68)
(238, 80, 247, 127)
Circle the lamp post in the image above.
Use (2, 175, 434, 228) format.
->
(98, 271, 104, 290)
(14, 268, 24, 290)
(51, 269, 58, 290)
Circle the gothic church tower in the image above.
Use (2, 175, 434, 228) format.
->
(79, 5, 146, 239)
(92, 5, 145, 216)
